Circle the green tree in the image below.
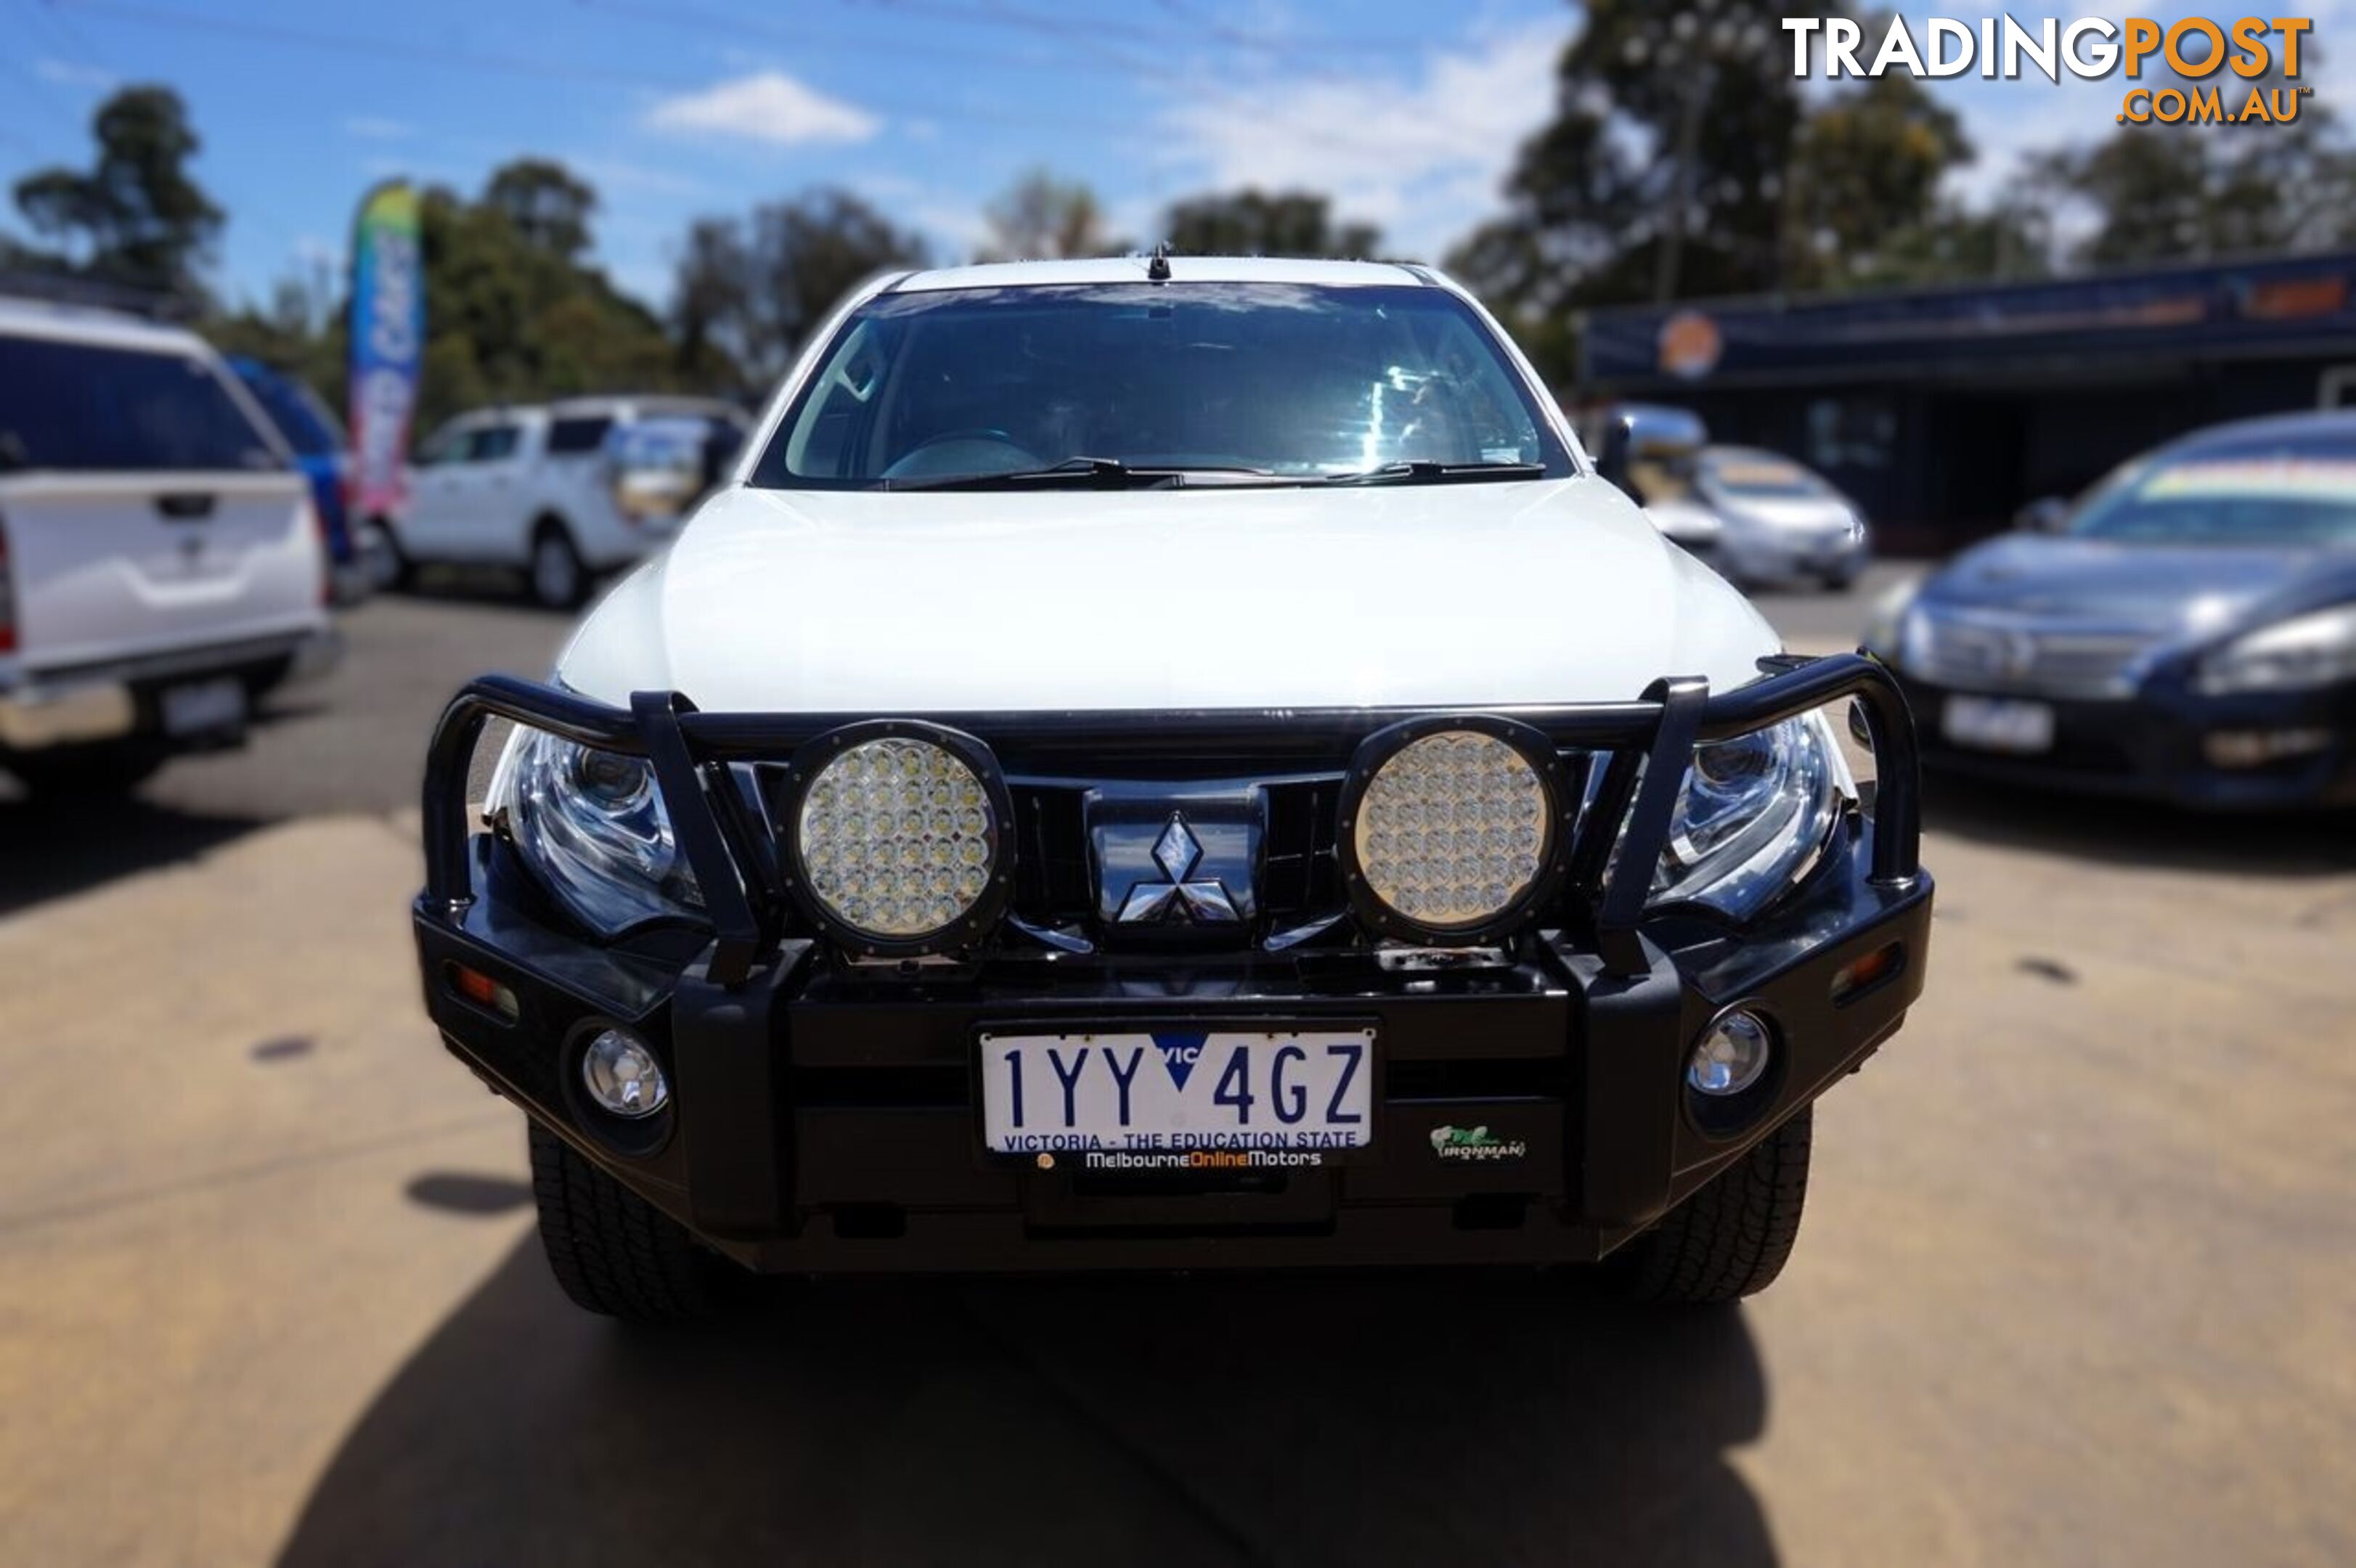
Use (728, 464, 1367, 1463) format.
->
(409, 172, 680, 430)
(483, 158, 599, 262)
(1162, 189, 1377, 258)
(671, 216, 751, 387)
(2029, 40, 2355, 267)
(2033, 120, 2356, 268)
(1446, 5, 1997, 380)
(1444, 0, 1798, 381)
(1782, 74, 1973, 289)
(979, 168, 1118, 261)
(208, 266, 348, 415)
(1452, 1, 1795, 313)
(11, 85, 222, 297)
(1838, 202, 2051, 290)
(669, 188, 928, 385)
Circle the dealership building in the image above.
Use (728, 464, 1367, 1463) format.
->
(1577, 249, 2356, 555)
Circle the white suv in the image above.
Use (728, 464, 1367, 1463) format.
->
(0, 298, 338, 797)
(373, 396, 748, 608)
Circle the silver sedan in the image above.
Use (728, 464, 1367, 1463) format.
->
(1697, 446, 1870, 590)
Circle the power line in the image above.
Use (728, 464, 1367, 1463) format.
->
(855, 0, 1438, 57)
(7, 0, 105, 151)
(54, 0, 1165, 142)
(572, 0, 1165, 81)
(577, 0, 1500, 152)
(59, 0, 1433, 160)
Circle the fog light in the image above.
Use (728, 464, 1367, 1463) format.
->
(1688, 1009, 1773, 1097)
(581, 1028, 668, 1118)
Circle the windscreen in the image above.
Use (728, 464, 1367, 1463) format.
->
(1702, 450, 1836, 500)
(0, 335, 281, 473)
(2071, 433, 2356, 547)
(751, 282, 1570, 488)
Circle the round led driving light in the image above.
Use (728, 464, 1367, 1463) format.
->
(1339, 717, 1568, 942)
(581, 1027, 669, 1118)
(788, 724, 1011, 952)
(1687, 1008, 1773, 1098)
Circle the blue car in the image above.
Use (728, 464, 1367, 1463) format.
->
(1867, 409, 2356, 809)
(226, 355, 364, 599)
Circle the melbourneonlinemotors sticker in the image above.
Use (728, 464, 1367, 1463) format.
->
(1428, 1124, 1530, 1164)
(1780, 16, 2315, 126)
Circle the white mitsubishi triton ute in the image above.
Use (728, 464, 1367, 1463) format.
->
(412, 256, 1933, 1323)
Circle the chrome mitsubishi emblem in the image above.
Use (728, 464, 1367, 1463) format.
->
(1117, 812, 1240, 924)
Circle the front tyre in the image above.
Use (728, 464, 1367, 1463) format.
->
(526, 523, 588, 611)
(1612, 1106, 1812, 1304)
(527, 1122, 723, 1323)
(360, 518, 410, 592)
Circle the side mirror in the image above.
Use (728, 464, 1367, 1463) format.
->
(2015, 496, 2071, 534)
(1591, 418, 1635, 499)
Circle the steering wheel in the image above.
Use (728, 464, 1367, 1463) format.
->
(882, 428, 1043, 480)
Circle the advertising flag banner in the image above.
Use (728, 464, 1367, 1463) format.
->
(347, 181, 423, 519)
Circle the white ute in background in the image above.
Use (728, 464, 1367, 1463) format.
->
(372, 396, 749, 608)
(0, 298, 338, 798)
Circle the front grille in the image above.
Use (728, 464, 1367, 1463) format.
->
(1907, 610, 2156, 699)
(1007, 777, 1342, 927)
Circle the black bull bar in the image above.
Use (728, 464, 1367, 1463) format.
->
(419, 650, 1925, 982)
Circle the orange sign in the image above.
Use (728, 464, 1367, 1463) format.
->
(1658, 311, 1723, 380)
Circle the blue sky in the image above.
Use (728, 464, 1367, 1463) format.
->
(4, 1, 2351, 314)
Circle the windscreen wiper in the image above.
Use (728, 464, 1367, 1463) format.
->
(1321, 460, 1548, 486)
(886, 456, 1191, 491)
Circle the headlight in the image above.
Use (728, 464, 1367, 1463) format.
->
(492, 727, 703, 935)
(1339, 717, 1574, 943)
(1648, 711, 1848, 920)
(783, 724, 1012, 955)
(2196, 604, 2356, 694)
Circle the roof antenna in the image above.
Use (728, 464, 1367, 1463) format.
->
(1146, 241, 1172, 282)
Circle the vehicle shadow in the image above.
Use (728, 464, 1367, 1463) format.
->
(276, 1241, 1779, 1567)
(391, 567, 590, 616)
(1921, 774, 2356, 877)
(0, 793, 266, 918)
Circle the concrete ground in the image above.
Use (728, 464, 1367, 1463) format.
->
(2, 568, 2352, 1567)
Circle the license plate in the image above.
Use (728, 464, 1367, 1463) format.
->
(160, 676, 247, 737)
(979, 1027, 1374, 1170)
(1942, 694, 2053, 754)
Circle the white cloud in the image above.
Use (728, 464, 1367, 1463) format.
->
(341, 115, 416, 141)
(643, 70, 879, 147)
(1151, 17, 1573, 261)
(35, 57, 114, 91)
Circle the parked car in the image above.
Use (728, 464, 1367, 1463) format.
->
(226, 355, 369, 604)
(1867, 409, 2356, 808)
(1697, 445, 1870, 589)
(372, 395, 749, 608)
(1579, 402, 1724, 560)
(412, 257, 1933, 1323)
(0, 298, 338, 796)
